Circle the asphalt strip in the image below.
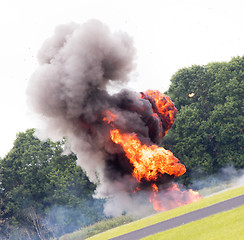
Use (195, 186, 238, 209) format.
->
(109, 194, 244, 240)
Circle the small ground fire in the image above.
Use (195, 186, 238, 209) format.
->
(27, 19, 201, 215)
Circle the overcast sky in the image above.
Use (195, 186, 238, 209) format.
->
(0, 0, 244, 157)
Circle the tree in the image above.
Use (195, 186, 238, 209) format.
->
(163, 56, 244, 185)
(0, 129, 104, 239)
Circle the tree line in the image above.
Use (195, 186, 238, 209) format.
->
(163, 56, 244, 185)
(0, 129, 105, 239)
(0, 56, 243, 239)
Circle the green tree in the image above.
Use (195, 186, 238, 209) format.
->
(0, 129, 104, 239)
(163, 56, 244, 185)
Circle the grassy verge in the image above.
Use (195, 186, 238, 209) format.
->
(142, 204, 244, 240)
(59, 215, 135, 240)
(87, 185, 244, 240)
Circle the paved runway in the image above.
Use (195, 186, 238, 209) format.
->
(109, 194, 244, 240)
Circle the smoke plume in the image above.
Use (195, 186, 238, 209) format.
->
(191, 166, 244, 197)
(27, 19, 189, 216)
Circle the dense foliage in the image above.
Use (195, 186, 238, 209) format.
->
(163, 56, 244, 185)
(0, 129, 105, 240)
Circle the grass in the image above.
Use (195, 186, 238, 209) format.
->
(86, 185, 244, 240)
(59, 215, 135, 240)
(142, 204, 244, 240)
(60, 185, 244, 240)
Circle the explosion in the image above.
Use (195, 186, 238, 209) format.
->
(109, 128, 186, 182)
(27, 19, 201, 215)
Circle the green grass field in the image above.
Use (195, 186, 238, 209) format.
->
(60, 185, 244, 240)
(142, 204, 244, 240)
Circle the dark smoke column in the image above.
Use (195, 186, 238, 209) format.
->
(27, 19, 143, 216)
(27, 20, 185, 217)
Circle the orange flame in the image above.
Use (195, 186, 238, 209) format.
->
(110, 129, 186, 182)
(149, 183, 202, 211)
(142, 90, 177, 136)
(103, 110, 118, 124)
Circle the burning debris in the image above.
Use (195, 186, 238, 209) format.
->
(27, 19, 201, 216)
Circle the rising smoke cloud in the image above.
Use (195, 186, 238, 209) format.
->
(27, 20, 140, 214)
(27, 19, 178, 216)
